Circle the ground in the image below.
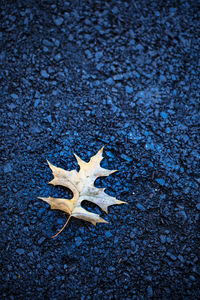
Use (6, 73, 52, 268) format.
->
(1, 0, 200, 299)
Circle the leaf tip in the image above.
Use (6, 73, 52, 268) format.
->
(112, 169, 119, 174)
(38, 196, 50, 203)
(117, 200, 128, 205)
(96, 145, 106, 158)
(47, 160, 51, 166)
(38, 196, 45, 200)
(103, 220, 109, 224)
(47, 160, 55, 172)
(48, 179, 55, 185)
(99, 218, 109, 224)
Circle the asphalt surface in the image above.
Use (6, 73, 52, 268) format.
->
(1, 0, 200, 299)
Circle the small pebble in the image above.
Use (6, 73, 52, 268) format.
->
(41, 70, 49, 79)
(16, 249, 25, 255)
(155, 178, 165, 186)
(54, 17, 63, 26)
(38, 237, 46, 245)
(75, 237, 82, 246)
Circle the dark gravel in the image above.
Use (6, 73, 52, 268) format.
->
(1, 0, 200, 299)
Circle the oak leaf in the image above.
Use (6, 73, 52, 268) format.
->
(38, 146, 126, 237)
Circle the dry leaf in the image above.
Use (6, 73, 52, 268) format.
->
(38, 146, 126, 237)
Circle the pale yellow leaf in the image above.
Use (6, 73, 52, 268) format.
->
(38, 146, 126, 235)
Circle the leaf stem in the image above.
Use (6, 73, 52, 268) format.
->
(52, 214, 72, 238)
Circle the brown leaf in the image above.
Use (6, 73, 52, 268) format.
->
(38, 146, 126, 236)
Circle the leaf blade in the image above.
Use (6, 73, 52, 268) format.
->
(39, 146, 126, 235)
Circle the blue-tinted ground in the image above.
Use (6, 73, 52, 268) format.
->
(1, 0, 200, 299)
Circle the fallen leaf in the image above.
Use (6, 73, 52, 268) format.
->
(38, 146, 126, 237)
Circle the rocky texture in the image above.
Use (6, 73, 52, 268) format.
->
(1, 0, 199, 299)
